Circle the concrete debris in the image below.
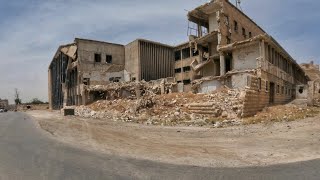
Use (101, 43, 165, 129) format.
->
(75, 86, 245, 127)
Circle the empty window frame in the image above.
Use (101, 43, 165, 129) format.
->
(266, 81, 269, 91)
(183, 79, 191, 85)
(106, 55, 112, 63)
(192, 48, 199, 56)
(242, 27, 246, 38)
(109, 77, 121, 82)
(183, 66, 191, 72)
(276, 85, 280, 94)
(268, 45, 271, 63)
(249, 32, 252, 38)
(182, 48, 190, 59)
(226, 36, 231, 44)
(234, 20, 238, 32)
(83, 78, 90, 85)
(175, 68, 182, 73)
(175, 50, 181, 61)
(94, 53, 101, 63)
(258, 78, 262, 90)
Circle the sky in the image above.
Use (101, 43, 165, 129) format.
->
(0, 0, 319, 104)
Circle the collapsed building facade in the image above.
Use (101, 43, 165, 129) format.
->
(49, 0, 309, 117)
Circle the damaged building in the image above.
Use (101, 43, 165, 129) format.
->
(49, 0, 309, 117)
(48, 38, 174, 110)
(300, 61, 320, 106)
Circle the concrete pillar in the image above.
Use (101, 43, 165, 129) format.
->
(220, 52, 226, 76)
(82, 91, 87, 106)
(48, 68, 53, 110)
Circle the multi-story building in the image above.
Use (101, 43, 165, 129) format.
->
(48, 38, 174, 110)
(49, 0, 310, 116)
(184, 0, 308, 116)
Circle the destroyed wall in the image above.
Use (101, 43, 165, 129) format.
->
(232, 43, 259, 71)
(308, 80, 320, 106)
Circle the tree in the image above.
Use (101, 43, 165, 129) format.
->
(14, 88, 22, 105)
(29, 98, 45, 105)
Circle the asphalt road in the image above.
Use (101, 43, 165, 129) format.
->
(0, 112, 319, 180)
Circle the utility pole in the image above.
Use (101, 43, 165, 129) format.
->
(235, 0, 242, 11)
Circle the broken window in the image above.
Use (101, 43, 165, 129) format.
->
(183, 66, 191, 72)
(225, 16, 230, 26)
(94, 53, 101, 63)
(242, 27, 246, 38)
(175, 68, 182, 73)
(258, 78, 262, 90)
(183, 79, 191, 85)
(83, 78, 90, 86)
(182, 48, 190, 59)
(226, 36, 231, 44)
(234, 21, 238, 32)
(192, 48, 199, 56)
(106, 55, 112, 64)
(299, 87, 304, 94)
(109, 77, 121, 82)
(175, 50, 181, 61)
(276, 85, 280, 94)
(249, 32, 252, 38)
(266, 81, 269, 91)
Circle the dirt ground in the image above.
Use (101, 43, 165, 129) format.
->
(27, 110, 320, 168)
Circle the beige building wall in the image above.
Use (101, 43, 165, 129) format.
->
(219, 0, 265, 45)
(125, 40, 140, 81)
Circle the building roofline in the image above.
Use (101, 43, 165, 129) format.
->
(75, 38, 124, 47)
(132, 38, 174, 48)
(173, 41, 190, 48)
(188, 0, 266, 34)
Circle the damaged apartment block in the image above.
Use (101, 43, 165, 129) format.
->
(49, 0, 310, 118)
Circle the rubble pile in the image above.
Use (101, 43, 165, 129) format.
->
(85, 80, 175, 100)
(75, 86, 245, 127)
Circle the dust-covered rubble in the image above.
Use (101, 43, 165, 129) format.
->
(74, 86, 245, 127)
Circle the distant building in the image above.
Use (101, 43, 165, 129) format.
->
(0, 99, 9, 109)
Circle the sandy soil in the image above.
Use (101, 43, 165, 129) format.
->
(26, 110, 320, 168)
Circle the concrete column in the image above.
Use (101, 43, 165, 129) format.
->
(220, 52, 226, 76)
(48, 68, 53, 110)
